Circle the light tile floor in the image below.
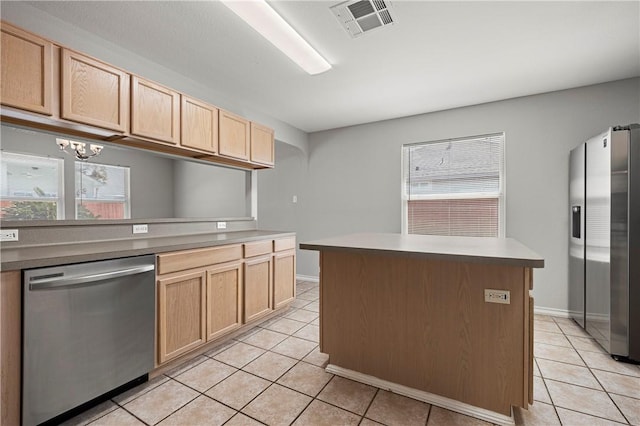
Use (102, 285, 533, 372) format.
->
(64, 281, 640, 426)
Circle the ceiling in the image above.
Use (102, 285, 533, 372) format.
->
(24, 1, 640, 133)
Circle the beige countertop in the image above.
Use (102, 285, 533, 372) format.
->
(300, 233, 544, 268)
(1, 230, 295, 270)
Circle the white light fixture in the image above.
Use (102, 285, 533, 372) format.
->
(56, 138, 103, 161)
(221, 0, 331, 75)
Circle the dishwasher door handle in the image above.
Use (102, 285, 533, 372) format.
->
(29, 264, 155, 290)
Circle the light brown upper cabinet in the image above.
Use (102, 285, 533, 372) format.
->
(61, 49, 128, 132)
(1, 22, 53, 115)
(250, 122, 275, 166)
(131, 76, 180, 144)
(219, 109, 250, 161)
(181, 95, 218, 153)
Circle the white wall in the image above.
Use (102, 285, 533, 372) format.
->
(257, 141, 307, 229)
(258, 78, 640, 312)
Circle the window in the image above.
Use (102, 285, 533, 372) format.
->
(402, 133, 505, 237)
(0, 152, 64, 220)
(75, 162, 130, 219)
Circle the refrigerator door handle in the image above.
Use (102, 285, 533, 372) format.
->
(572, 205, 581, 239)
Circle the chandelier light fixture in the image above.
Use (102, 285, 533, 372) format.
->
(56, 138, 104, 161)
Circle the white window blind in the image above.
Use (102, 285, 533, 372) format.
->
(402, 133, 505, 237)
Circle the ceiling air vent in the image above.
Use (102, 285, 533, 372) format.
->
(330, 0, 396, 38)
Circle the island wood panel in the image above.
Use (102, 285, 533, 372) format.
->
(528, 294, 534, 405)
(181, 95, 218, 153)
(61, 49, 128, 132)
(207, 261, 243, 341)
(0, 270, 21, 426)
(157, 270, 207, 363)
(1, 22, 53, 115)
(320, 250, 527, 416)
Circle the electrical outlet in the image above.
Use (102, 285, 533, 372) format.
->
(217, 222, 227, 230)
(132, 224, 148, 234)
(484, 289, 510, 304)
(0, 229, 19, 242)
(292, 195, 298, 203)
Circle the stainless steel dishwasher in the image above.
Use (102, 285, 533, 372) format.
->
(23, 255, 156, 426)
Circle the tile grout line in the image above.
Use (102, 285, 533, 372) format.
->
(360, 387, 380, 425)
(81, 290, 640, 426)
(575, 349, 633, 425)
(543, 317, 630, 425)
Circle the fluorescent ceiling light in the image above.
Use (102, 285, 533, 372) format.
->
(221, 0, 332, 75)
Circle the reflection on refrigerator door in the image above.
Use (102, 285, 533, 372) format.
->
(568, 144, 585, 328)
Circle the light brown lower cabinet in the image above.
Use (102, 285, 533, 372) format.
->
(273, 249, 296, 309)
(244, 254, 273, 323)
(207, 261, 243, 341)
(157, 270, 207, 364)
(0, 270, 21, 426)
(156, 237, 295, 365)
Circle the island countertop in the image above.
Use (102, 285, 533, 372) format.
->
(300, 232, 544, 268)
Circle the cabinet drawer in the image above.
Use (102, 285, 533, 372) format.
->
(158, 245, 242, 274)
(274, 237, 296, 252)
(244, 240, 272, 258)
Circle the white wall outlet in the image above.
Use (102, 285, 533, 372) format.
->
(0, 229, 19, 242)
(132, 224, 148, 234)
(292, 195, 298, 203)
(484, 289, 510, 304)
(217, 221, 227, 230)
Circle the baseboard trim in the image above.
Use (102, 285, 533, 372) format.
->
(534, 306, 571, 318)
(325, 364, 515, 426)
(296, 274, 319, 283)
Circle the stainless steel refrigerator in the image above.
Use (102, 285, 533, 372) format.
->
(569, 124, 639, 363)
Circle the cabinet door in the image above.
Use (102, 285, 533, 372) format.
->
(273, 249, 296, 309)
(219, 109, 250, 161)
(1, 23, 52, 115)
(250, 122, 274, 166)
(0, 271, 21, 426)
(61, 49, 128, 132)
(181, 95, 218, 153)
(207, 261, 242, 341)
(131, 76, 180, 144)
(244, 255, 273, 323)
(157, 271, 206, 364)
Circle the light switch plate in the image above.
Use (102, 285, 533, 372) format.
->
(0, 229, 19, 242)
(484, 289, 510, 304)
(132, 224, 148, 234)
(217, 222, 227, 230)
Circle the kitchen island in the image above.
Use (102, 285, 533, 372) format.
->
(300, 233, 544, 425)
